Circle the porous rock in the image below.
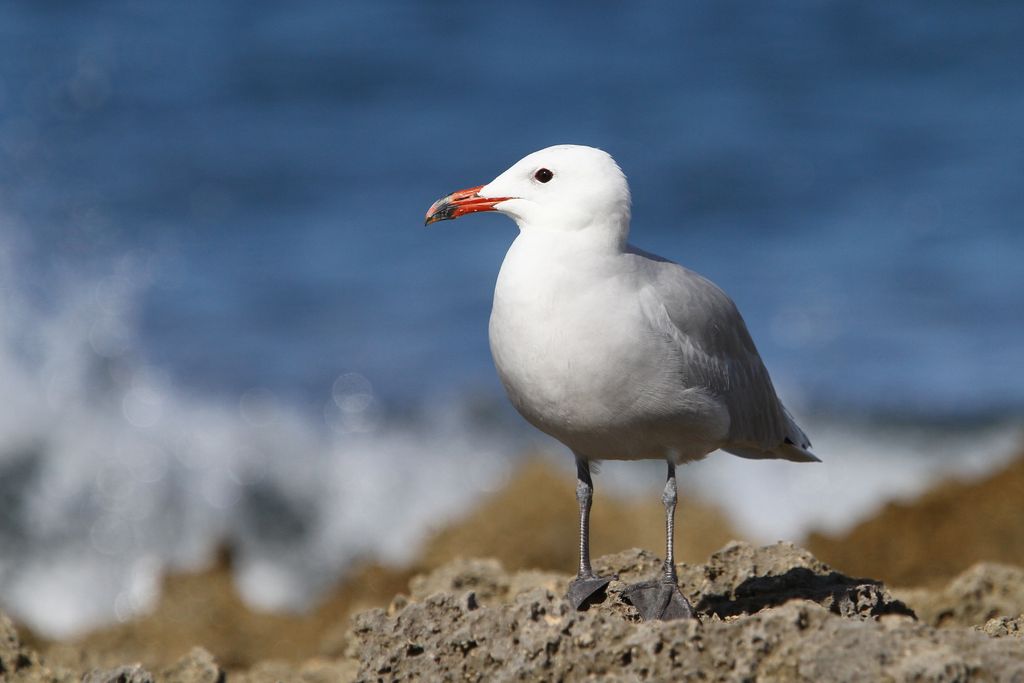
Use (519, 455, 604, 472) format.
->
(1, 610, 77, 683)
(232, 657, 359, 683)
(680, 541, 915, 620)
(978, 615, 1024, 639)
(346, 543, 1024, 682)
(1, 611, 31, 676)
(83, 648, 227, 683)
(408, 558, 564, 606)
(895, 562, 1024, 628)
(82, 663, 154, 683)
(161, 647, 224, 683)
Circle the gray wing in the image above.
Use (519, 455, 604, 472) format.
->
(629, 246, 817, 463)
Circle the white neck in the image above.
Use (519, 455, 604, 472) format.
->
(515, 215, 630, 255)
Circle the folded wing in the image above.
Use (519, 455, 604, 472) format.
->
(630, 247, 818, 463)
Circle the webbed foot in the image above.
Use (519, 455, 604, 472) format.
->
(622, 578, 694, 621)
(566, 573, 614, 610)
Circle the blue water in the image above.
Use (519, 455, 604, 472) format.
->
(1, 1, 1023, 635)
(3, 0, 1023, 419)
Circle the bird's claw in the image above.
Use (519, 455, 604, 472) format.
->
(622, 578, 694, 621)
(566, 574, 614, 610)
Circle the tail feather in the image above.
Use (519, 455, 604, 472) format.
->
(779, 407, 817, 461)
(723, 443, 819, 463)
(723, 407, 819, 463)
(776, 441, 820, 463)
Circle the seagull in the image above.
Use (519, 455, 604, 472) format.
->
(425, 145, 818, 621)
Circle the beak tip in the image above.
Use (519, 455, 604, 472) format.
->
(423, 203, 451, 226)
(424, 185, 505, 227)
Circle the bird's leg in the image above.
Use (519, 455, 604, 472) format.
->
(622, 461, 695, 621)
(566, 456, 613, 609)
(662, 460, 679, 584)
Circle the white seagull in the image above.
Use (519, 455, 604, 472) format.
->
(425, 145, 818, 621)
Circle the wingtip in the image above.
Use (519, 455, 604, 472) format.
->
(780, 441, 820, 463)
(791, 444, 821, 463)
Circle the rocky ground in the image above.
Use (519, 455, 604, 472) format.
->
(4, 454, 1024, 682)
(5, 542, 1024, 681)
(351, 544, 1024, 682)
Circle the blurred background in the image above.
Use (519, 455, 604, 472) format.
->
(1, 1, 1022, 639)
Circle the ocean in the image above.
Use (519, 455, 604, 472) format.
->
(0, 0, 1022, 636)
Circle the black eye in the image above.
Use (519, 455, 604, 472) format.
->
(534, 168, 553, 183)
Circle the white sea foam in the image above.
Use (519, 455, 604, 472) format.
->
(0, 248, 519, 636)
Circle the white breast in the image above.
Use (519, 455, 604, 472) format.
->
(488, 234, 728, 461)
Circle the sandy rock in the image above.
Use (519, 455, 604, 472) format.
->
(82, 663, 154, 683)
(408, 557, 566, 606)
(233, 658, 358, 683)
(978, 616, 1024, 639)
(348, 590, 1023, 682)
(346, 544, 1024, 682)
(230, 660, 295, 683)
(408, 557, 509, 604)
(4, 533, 1024, 682)
(896, 563, 1024, 628)
(681, 541, 915, 620)
(1, 611, 31, 676)
(404, 543, 915, 626)
(1, 611, 78, 683)
(82, 651, 228, 683)
(80, 650, 225, 683)
(161, 647, 223, 683)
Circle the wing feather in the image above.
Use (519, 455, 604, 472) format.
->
(629, 247, 817, 462)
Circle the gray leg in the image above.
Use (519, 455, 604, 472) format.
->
(566, 456, 613, 609)
(662, 460, 679, 583)
(622, 461, 694, 621)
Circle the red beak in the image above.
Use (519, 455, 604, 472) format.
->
(424, 185, 512, 226)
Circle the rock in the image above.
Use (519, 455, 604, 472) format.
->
(232, 660, 297, 683)
(161, 647, 223, 683)
(978, 616, 1024, 639)
(681, 541, 915, 620)
(896, 563, 1024, 628)
(0, 611, 78, 682)
(403, 543, 916, 626)
(5, 535, 1024, 682)
(345, 543, 1024, 681)
(233, 658, 358, 683)
(1, 611, 30, 676)
(81, 663, 154, 683)
(408, 557, 566, 606)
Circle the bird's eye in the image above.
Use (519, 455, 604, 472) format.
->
(534, 168, 553, 183)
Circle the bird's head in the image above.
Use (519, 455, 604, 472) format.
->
(425, 145, 632, 243)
